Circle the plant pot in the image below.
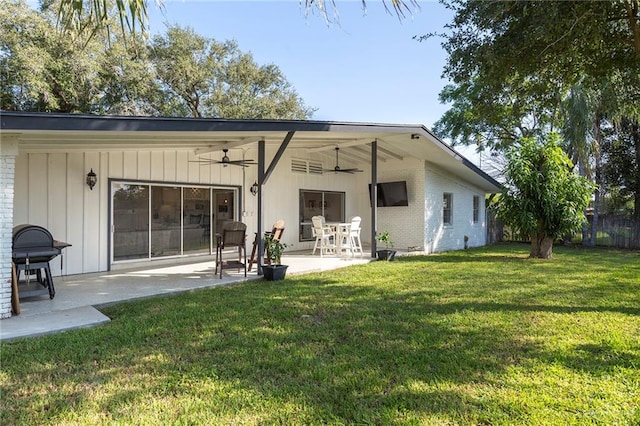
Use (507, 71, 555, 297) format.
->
(376, 249, 397, 261)
(262, 264, 288, 281)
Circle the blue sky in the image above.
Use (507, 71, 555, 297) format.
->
(148, 1, 453, 129)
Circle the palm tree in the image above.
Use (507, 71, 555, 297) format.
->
(56, 0, 418, 36)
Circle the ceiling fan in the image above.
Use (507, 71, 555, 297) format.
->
(190, 148, 256, 168)
(324, 147, 363, 174)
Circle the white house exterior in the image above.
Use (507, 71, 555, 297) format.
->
(0, 112, 501, 318)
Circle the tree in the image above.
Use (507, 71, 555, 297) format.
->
(98, 34, 163, 115)
(149, 26, 312, 119)
(496, 134, 594, 259)
(1, 0, 158, 114)
(602, 119, 640, 219)
(1, 0, 105, 112)
(2, 2, 312, 119)
(432, 0, 639, 152)
(431, 0, 640, 237)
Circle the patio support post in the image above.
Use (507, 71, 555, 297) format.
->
(0, 135, 19, 318)
(370, 139, 378, 257)
(257, 140, 265, 274)
(256, 132, 295, 274)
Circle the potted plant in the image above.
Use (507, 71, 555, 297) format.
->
(262, 233, 289, 281)
(375, 231, 397, 261)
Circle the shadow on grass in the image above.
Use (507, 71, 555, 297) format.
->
(2, 245, 639, 424)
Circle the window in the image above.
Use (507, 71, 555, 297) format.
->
(473, 195, 480, 224)
(299, 190, 345, 241)
(443, 193, 453, 226)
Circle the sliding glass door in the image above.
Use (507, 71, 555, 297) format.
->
(111, 182, 236, 262)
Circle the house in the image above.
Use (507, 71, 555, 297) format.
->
(0, 112, 501, 318)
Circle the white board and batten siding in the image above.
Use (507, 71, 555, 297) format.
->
(14, 149, 247, 276)
(13, 147, 490, 276)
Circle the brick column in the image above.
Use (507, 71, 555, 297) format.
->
(0, 135, 19, 319)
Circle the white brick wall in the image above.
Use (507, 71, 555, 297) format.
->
(374, 158, 426, 250)
(1, 145, 17, 318)
(424, 163, 486, 253)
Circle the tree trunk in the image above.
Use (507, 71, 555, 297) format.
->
(530, 234, 554, 259)
(578, 160, 590, 245)
(633, 120, 640, 221)
(590, 114, 603, 247)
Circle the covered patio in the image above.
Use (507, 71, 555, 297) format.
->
(1, 112, 501, 322)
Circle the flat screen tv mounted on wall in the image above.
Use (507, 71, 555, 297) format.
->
(368, 181, 409, 207)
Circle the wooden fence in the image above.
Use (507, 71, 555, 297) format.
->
(486, 210, 640, 250)
(583, 215, 640, 249)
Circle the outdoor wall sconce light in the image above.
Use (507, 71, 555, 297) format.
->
(411, 133, 420, 140)
(250, 181, 259, 196)
(86, 168, 97, 190)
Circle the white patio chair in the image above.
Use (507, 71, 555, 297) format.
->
(311, 215, 336, 256)
(336, 222, 352, 257)
(347, 216, 363, 257)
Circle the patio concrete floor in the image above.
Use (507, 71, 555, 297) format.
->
(1, 251, 373, 341)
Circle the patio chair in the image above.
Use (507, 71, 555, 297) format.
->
(249, 219, 285, 270)
(311, 215, 336, 257)
(215, 221, 247, 279)
(347, 216, 363, 257)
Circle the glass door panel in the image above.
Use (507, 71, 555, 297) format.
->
(113, 184, 149, 261)
(183, 187, 211, 254)
(151, 186, 181, 258)
(212, 189, 235, 236)
(300, 190, 322, 241)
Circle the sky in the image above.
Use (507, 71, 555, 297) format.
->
(147, 1, 454, 129)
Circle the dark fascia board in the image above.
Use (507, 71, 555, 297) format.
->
(1, 111, 502, 190)
(1, 111, 413, 134)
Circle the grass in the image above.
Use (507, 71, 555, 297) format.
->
(1, 243, 639, 425)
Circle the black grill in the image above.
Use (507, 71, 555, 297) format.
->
(12, 225, 71, 299)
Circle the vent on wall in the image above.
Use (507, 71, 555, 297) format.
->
(291, 159, 324, 175)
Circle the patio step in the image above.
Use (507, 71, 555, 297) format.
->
(0, 306, 110, 341)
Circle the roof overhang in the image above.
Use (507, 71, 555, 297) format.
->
(1, 111, 502, 192)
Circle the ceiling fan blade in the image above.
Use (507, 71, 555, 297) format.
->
(189, 159, 218, 164)
(322, 167, 363, 174)
(227, 159, 257, 165)
(189, 159, 251, 167)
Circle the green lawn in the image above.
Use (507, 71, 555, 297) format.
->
(2, 243, 639, 425)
